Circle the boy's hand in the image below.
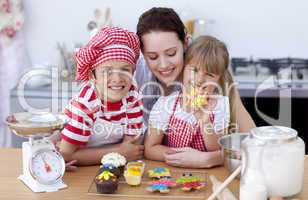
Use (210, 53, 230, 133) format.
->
(53, 141, 78, 172)
(120, 136, 144, 161)
(65, 160, 78, 171)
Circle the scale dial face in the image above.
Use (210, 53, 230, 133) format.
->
(29, 149, 65, 185)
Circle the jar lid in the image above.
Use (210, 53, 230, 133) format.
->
(250, 126, 297, 144)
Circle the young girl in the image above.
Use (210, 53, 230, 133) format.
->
(145, 36, 232, 168)
(59, 27, 144, 165)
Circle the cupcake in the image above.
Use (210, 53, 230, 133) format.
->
(124, 161, 145, 186)
(101, 153, 127, 177)
(95, 170, 118, 194)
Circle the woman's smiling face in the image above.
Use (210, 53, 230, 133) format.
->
(141, 31, 185, 86)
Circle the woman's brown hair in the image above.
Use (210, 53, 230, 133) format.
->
(136, 7, 186, 50)
(185, 36, 236, 128)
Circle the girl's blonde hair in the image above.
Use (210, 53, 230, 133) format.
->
(185, 35, 236, 127)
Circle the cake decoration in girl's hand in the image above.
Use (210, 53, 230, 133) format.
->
(188, 87, 208, 107)
(176, 173, 205, 191)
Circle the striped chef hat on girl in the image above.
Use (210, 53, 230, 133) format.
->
(75, 27, 140, 81)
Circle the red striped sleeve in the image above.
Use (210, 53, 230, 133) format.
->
(60, 82, 99, 145)
(64, 123, 91, 136)
(70, 99, 98, 120)
(61, 134, 87, 145)
(64, 109, 91, 127)
(88, 90, 97, 102)
(79, 84, 91, 98)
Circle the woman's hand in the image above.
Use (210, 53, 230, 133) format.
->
(164, 147, 223, 168)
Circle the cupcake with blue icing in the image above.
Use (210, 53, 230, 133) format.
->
(100, 153, 127, 177)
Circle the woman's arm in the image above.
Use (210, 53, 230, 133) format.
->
(234, 89, 256, 132)
(59, 135, 144, 166)
(144, 127, 173, 161)
(165, 147, 223, 168)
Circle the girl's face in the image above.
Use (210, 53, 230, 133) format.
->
(141, 31, 186, 86)
(94, 60, 134, 102)
(183, 63, 221, 95)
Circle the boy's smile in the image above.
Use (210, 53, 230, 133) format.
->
(94, 60, 134, 102)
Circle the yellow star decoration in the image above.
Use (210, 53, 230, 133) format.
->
(189, 87, 208, 107)
(97, 170, 115, 180)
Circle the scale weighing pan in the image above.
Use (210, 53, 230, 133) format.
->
(6, 112, 66, 137)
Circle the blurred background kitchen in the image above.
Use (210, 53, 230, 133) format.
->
(1, 0, 308, 151)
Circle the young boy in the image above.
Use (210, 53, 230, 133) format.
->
(59, 27, 144, 165)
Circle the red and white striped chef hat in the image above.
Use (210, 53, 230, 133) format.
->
(75, 27, 140, 81)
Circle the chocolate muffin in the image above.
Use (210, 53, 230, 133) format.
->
(95, 170, 118, 194)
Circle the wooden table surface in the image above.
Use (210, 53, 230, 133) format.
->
(0, 148, 307, 200)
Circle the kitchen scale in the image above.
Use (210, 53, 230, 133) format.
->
(6, 112, 68, 192)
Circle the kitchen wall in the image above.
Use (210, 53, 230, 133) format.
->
(23, 0, 308, 66)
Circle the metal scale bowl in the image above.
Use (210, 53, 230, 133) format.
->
(6, 112, 67, 193)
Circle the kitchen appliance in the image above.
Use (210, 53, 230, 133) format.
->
(6, 112, 67, 192)
(240, 126, 305, 199)
(231, 57, 256, 76)
(233, 57, 308, 88)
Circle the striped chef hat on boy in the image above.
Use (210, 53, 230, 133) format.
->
(75, 27, 140, 81)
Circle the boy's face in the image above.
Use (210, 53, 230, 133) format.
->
(94, 60, 134, 102)
(183, 63, 220, 95)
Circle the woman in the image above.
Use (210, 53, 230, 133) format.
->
(135, 7, 255, 168)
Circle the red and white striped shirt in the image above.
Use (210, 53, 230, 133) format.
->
(61, 81, 143, 146)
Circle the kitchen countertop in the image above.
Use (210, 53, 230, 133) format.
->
(0, 148, 307, 200)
